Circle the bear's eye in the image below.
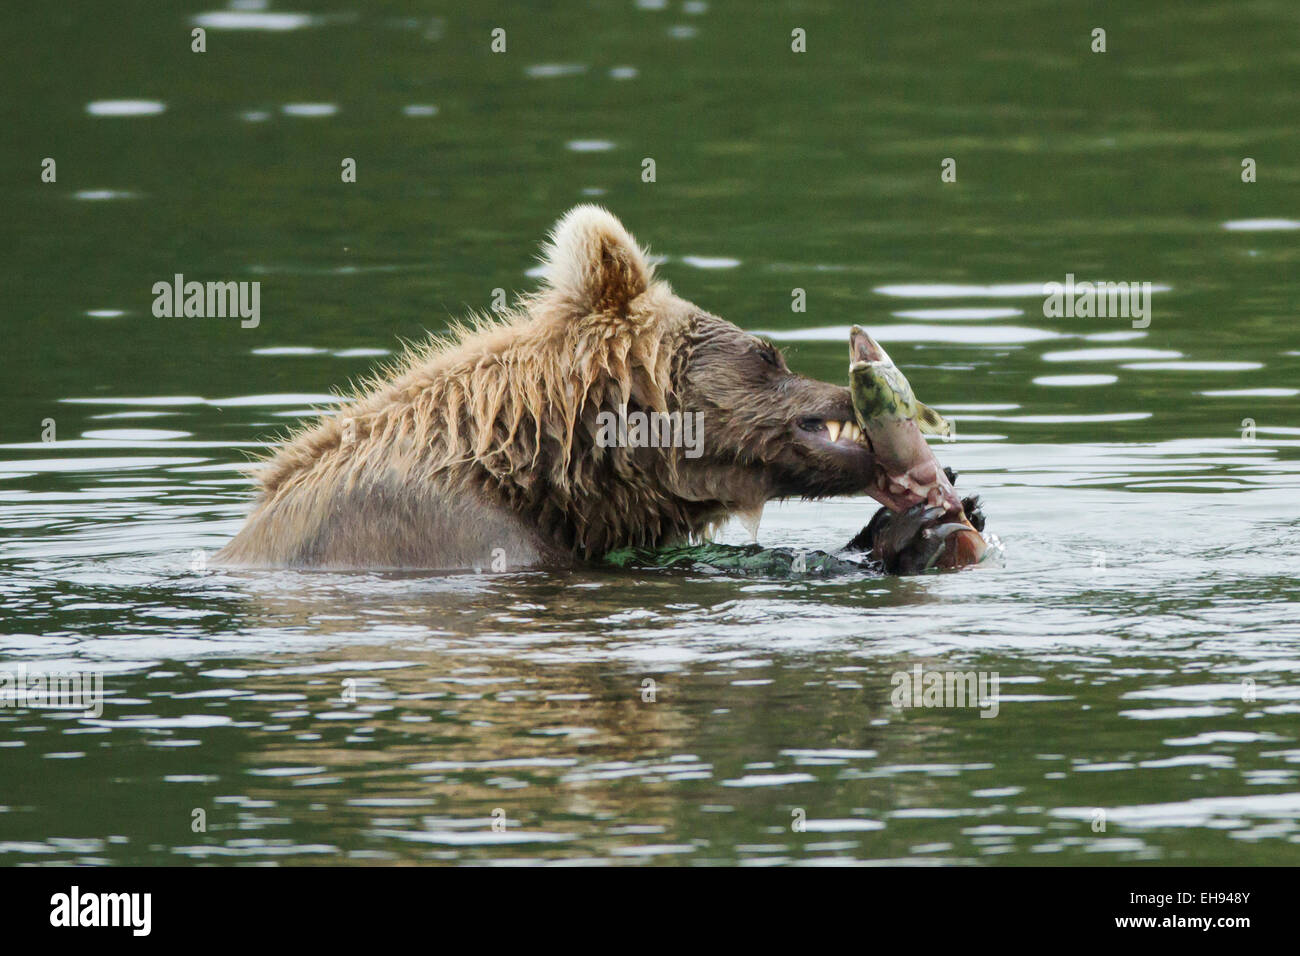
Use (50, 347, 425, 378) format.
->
(756, 341, 783, 370)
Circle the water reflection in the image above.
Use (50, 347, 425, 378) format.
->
(85, 100, 164, 116)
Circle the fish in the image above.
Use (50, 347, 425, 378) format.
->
(849, 325, 987, 571)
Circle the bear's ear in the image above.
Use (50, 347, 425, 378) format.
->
(539, 205, 652, 316)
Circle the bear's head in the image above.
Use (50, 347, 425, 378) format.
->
(518, 206, 947, 551)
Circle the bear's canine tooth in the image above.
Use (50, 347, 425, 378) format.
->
(825, 420, 842, 442)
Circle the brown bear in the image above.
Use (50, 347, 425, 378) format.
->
(215, 206, 962, 570)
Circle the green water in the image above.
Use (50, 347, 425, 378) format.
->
(2, 0, 1298, 865)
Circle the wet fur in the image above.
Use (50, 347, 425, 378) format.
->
(217, 207, 870, 570)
